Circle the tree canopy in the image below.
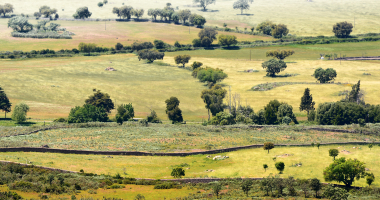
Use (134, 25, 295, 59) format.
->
(171, 167, 185, 178)
(0, 86, 12, 118)
(197, 67, 228, 85)
(233, 0, 250, 14)
(178, 9, 191, 23)
(133, 9, 144, 19)
(68, 104, 108, 123)
(73, 7, 92, 19)
(261, 59, 287, 77)
(0, 3, 14, 17)
(333, 21, 353, 38)
(193, 0, 215, 11)
(263, 142, 274, 153)
(113, 6, 134, 19)
(116, 103, 134, 125)
(7, 17, 33, 33)
(137, 49, 164, 62)
(272, 24, 289, 38)
(313, 67, 337, 83)
(189, 14, 206, 27)
(218, 35, 238, 47)
(11, 103, 29, 123)
(165, 97, 183, 123)
(323, 157, 367, 187)
(198, 27, 218, 45)
(300, 88, 315, 114)
(85, 90, 114, 113)
(39, 6, 57, 17)
(256, 21, 276, 35)
(201, 84, 227, 120)
(174, 55, 191, 67)
(266, 50, 294, 60)
(328, 149, 339, 160)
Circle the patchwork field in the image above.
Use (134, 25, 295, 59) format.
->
(6, 0, 380, 36)
(0, 125, 378, 152)
(2, 41, 380, 120)
(1, 144, 378, 187)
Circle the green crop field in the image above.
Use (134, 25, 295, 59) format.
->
(6, 0, 380, 36)
(1, 124, 378, 152)
(0, 144, 378, 187)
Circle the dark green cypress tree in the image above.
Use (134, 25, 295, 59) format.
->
(348, 80, 361, 104)
(299, 88, 315, 115)
(0, 86, 12, 118)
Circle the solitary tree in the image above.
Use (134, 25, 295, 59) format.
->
(309, 178, 322, 198)
(263, 142, 274, 153)
(323, 157, 367, 187)
(198, 27, 218, 44)
(197, 68, 228, 86)
(193, 0, 215, 11)
(263, 164, 268, 172)
(233, 0, 250, 15)
(39, 6, 58, 17)
(0, 3, 14, 17)
(368, 143, 373, 150)
(73, 7, 92, 19)
(201, 84, 227, 120)
(300, 88, 315, 115)
(174, 55, 191, 68)
(366, 173, 375, 186)
(266, 50, 294, 60)
(153, 40, 165, 49)
(333, 21, 353, 38)
(275, 162, 285, 174)
(85, 90, 114, 113)
(272, 24, 289, 38)
(218, 35, 238, 47)
(191, 61, 203, 70)
(348, 80, 363, 104)
(11, 103, 29, 123)
(137, 49, 164, 62)
(165, 97, 183, 123)
(241, 179, 253, 197)
(189, 14, 206, 27)
(103, 0, 108, 4)
(171, 167, 185, 178)
(7, 16, 33, 32)
(328, 149, 339, 160)
(261, 59, 287, 77)
(317, 143, 320, 149)
(212, 183, 222, 198)
(98, 2, 104, 7)
(313, 68, 337, 83)
(0, 86, 12, 118)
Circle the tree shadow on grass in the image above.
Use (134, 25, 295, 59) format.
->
(198, 9, 219, 12)
(236, 13, 254, 16)
(15, 122, 37, 126)
(0, 118, 12, 121)
(221, 46, 240, 50)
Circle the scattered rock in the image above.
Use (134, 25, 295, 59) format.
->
(206, 169, 214, 172)
(206, 155, 211, 158)
(106, 156, 113, 158)
(365, 168, 370, 171)
(105, 67, 116, 71)
(213, 155, 229, 160)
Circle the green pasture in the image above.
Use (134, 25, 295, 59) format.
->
(1, 41, 380, 120)
(0, 184, 196, 200)
(5, 0, 380, 36)
(1, 144, 378, 187)
(1, 125, 379, 152)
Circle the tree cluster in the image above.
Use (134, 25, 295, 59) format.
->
(266, 50, 295, 60)
(73, 7, 92, 19)
(193, 27, 218, 47)
(201, 84, 227, 120)
(116, 104, 134, 125)
(264, 100, 298, 125)
(38, 6, 57, 18)
(257, 21, 289, 38)
(137, 49, 165, 62)
(218, 34, 238, 47)
(313, 67, 337, 83)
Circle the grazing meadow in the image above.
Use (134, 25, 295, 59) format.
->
(0, 125, 378, 152)
(0, 144, 379, 187)
(6, 0, 380, 36)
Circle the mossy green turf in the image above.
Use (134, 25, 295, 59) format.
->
(1, 125, 379, 152)
(0, 144, 378, 187)
(6, 0, 380, 36)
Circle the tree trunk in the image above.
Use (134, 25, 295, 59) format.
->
(268, 149, 269, 153)
(241, 9, 243, 14)
(5, 112, 6, 118)
(208, 109, 210, 121)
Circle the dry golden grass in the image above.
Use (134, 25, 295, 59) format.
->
(5, 0, 380, 36)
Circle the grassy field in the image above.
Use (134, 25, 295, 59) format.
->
(2, 41, 380, 120)
(0, 18, 270, 52)
(0, 144, 378, 187)
(5, 0, 380, 36)
(0, 184, 196, 200)
(1, 125, 378, 152)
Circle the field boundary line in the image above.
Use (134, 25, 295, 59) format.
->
(0, 141, 378, 156)
(0, 160, 77, 173)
